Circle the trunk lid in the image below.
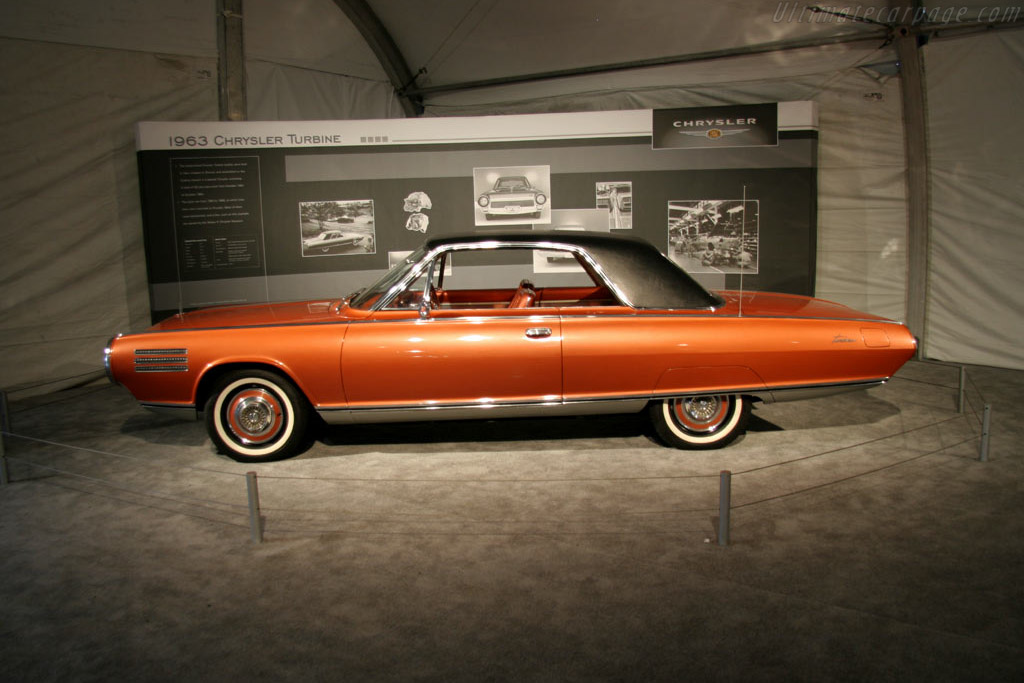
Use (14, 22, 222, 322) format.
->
(712, 291, 896, 322)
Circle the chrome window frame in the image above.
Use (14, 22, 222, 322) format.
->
(370, 240, 632, 312)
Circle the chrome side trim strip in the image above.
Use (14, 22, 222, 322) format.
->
(318, 398, 650, 425)
(315, 378, 888, 425)
(748, 379, 887, 404)
(353, 312, 893, 324)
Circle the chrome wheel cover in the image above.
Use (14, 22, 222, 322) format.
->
(671, 395, 730, 433)
(226, 388, 284, 444)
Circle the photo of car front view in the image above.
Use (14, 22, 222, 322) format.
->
(473, 166, 551, 225)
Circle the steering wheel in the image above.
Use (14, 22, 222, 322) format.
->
(393, 290, 419, 309)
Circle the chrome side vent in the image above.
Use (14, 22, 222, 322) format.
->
(134, 348, 189, 373)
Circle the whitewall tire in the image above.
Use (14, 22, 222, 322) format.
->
(650, 394, 749, 450)
(205, 370, 309, 462)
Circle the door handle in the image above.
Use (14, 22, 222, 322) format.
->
(525, 327, 552, 339)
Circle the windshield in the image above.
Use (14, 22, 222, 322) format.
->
(349, 246, 428, 309)
(494, 177, 529, 191)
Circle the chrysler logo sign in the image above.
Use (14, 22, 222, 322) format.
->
(681, 127, 749, 140)
(653, 104, 778, 149)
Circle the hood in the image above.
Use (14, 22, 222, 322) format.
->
(712, 290, 896, 323)
(150, 300, 353, 331)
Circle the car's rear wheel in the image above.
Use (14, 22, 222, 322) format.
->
(205, 370, 309, 462)
(650, 394, 749, 449)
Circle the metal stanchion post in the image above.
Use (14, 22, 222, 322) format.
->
(246, 471, 264, 544)
(1, 391, 9, 486)
(957, 366, 966, 414)
(979, 405, 991, 462)
(718, 470, 731, 546)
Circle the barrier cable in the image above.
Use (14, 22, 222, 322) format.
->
(0, 361, 994, 540)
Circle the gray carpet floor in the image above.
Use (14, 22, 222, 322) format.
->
(1, 360, 1021, 681)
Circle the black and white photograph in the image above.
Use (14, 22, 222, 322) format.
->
(298, 199, 375, 257)
(402, 190, 432, 234)
(667, 199, 758, 273)
(596, 181, 632, 229)
(473, 165, 551, 226)
(531, 208, 607, 273)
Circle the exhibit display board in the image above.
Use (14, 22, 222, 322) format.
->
(136, 103, 817, 321)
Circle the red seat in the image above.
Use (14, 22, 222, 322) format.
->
(508, 284, 536, 308)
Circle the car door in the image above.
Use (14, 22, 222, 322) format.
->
(560, 308, 767, 399)
(340, 254, 562, 409)
(559, 305, 665, 400)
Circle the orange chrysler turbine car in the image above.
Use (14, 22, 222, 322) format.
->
(105, 231, 917, 462)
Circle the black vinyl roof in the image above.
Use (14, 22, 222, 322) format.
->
(422, 231, 723, 310)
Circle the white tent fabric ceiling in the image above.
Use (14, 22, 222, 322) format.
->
(0, 1, 1021, 398)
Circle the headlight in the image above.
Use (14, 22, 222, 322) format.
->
(536, 193, 547, 205)
(103, 335, 120, 385)
(477, 195, 490, 207)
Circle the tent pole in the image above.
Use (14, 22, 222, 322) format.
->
(403, 31, 888, 98)
(895, 22, 930, 352)
(217, 0, 247, 121)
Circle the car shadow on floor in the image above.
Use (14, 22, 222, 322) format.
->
(316, 391, 904, 452)
(119, 412, 209, 448)
(745, 411, 784, 433)
(747, 391, 902, 433)
(315, 412, 656, 453)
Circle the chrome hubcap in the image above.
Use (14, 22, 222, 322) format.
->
(682, 396, 721, 424)
(226, 388, 284, 444)
(235, 396, 275, 436)
(671, 395, 730, 434)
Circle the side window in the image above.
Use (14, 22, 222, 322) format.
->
(383, 259, 440, 310)
(438, 247, 591, 291)
(436, 246, 614, 309)
(380, 245, 621, 312)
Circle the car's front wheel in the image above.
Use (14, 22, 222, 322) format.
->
(205, 370, 309, 462)
(649, 394, 749, 449)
